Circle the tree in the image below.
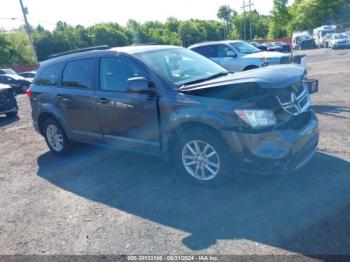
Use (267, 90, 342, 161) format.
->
(0, 31, 34, 66)
(89, 23, 128, 47)
(233, 11, 269, 40)
(217, 5, 236, 39)
(179, 20, 207, 47)
(268, 0, 290, 38)
(288, 0, 350, 33)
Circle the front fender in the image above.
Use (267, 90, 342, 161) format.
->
(161, 108, 236, 152)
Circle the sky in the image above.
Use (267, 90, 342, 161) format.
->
(1, 0, 275, 31)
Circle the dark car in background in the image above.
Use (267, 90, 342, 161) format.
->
(28, 45, 319, 184)
(0, 83, 18, 118)
(299, 38, 317, 50)
(0, 74, 32, 94)
(19, 71, 36, 80)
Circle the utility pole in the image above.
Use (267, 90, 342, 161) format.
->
(241, 0, 254, 41)
(18, 0, 38, 63)
(241, 0, 246, 40)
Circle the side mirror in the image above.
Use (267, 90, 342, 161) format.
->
(127, 77, 152, 93)
(227, 51, 237, 57)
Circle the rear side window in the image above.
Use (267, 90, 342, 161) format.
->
(34, 64, 62, 86)
(62, 59, 94, 89)
(99, 57, 146, 92)
(192, 45, 217, 58)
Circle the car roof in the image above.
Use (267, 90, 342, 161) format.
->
(188, 40, 244, 49)
(41, 45, 180, 67)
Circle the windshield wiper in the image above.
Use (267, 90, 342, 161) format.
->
(179, 72, 229, 88)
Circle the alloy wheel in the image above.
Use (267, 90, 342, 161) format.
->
(182, 140, 221, 181)
(46, 124, 64, 152)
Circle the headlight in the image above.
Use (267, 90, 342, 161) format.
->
(235, 109, 277, 129)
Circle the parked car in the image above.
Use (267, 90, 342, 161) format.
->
(19, 71, 36, 80)
(0, 74, 32, 94)
(313, 25, 336, 48)
(28, 45, 319, 184)
(259, 42, 292, 53)
(292, 31, 311, 49)
(0, 83, 18, 117)
(0, 68, 17, 75)
(299, 37, 317, 50)
(189, 40, 291, 72)
(330, 33, 350, 49)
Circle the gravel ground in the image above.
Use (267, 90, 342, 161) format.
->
(0, 48, 350, 256)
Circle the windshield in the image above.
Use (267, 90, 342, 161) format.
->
(1, 69, 16, 74)
(135, 48, 228, 86)
(229, 41, 261, 54)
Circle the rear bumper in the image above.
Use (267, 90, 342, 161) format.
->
(222, 110, 319, 174)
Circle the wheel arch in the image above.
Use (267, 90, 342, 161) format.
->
(243, 65, 259, 71)
(165, 121, 228, 155)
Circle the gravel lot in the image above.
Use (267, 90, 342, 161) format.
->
(0, 48, 350, 256)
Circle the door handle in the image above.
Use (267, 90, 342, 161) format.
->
(56, 94, 70, 101)
(96, 97, 110, 104)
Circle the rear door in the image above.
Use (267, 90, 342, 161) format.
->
(54, 58, 101, 141)
(94, 55, 160, 152)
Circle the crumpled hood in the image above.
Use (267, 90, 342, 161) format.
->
(179, 64, 305, 92)
(244, 51, 290, 59)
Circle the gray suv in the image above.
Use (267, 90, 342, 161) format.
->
(29, 45, 319, 184)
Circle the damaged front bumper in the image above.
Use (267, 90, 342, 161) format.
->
(221, 110, 319, 175)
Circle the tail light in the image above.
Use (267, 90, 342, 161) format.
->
(26, 87, 31, 98)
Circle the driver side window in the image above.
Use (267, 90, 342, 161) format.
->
(100, 57, 147, 92)
(217, 45, 234, 58)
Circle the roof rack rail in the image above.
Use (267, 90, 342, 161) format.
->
(49, 45, 110, 59)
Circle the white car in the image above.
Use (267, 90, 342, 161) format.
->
(189, 40, 292, 73)
(330, 33, 350, 49)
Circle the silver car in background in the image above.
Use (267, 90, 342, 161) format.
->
(189, 40, 292, 73)
(330, 33, 350, 49)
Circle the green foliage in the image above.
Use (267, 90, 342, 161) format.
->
(269, 0, 290, 38)
(1, 1, 350, 66)
(232, 11, 269, 40)
(288, 0, 350, 33)
(0, 30, 34, 66)
(217, 5, 237, 38)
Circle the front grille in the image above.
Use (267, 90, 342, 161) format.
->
(282, 110, 312, 130)
(275, 83, 311, 116)
(0, 91, 16, 111)
(280, 56, 291, 64)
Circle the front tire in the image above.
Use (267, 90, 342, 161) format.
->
(43, 118, 70, 155)
(174, 127, 233, 184)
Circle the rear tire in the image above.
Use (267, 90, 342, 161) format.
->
(43, 118, 70, 155)
(174, 127, 233, 185)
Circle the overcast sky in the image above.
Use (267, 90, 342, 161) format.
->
(1, 0, 276, 31)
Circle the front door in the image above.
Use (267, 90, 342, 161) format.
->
(95, 56, 160, 152)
